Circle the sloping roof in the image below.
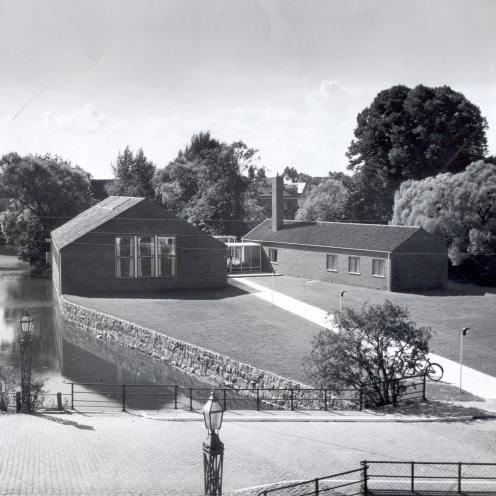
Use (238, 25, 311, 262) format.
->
(243, 220, 422, 253)
(51, 196, 145, 250)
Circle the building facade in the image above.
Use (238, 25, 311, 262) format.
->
(244, 177, 447, 292)
(51, 196, 227, 296)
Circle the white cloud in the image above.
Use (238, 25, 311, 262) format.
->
(40, 104, 122, 133)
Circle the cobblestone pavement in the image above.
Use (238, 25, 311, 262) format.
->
(1, 412, 496, 495)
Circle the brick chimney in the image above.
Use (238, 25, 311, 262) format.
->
(272, 175, 283, 231)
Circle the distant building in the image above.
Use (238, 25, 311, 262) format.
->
(51, 196, 227, 296)
(257, 177, 302, 220)
(244, 176, 448, 291)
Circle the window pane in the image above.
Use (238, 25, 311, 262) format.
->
(158, 237, 175, 256)
(349, 257, 360, 273)
(138, 237, 155, 256)
(117, 258, 135, 278)
(373, 259, 385, 277)
(327, 254, 337, 271)
(137, 257, 155, 277)
(158, 256, 176, 276)
(116, 237, 134, 257)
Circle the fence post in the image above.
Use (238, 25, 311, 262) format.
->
(122, 384, 126, 412)
(57, 392, 63, 410)
(16, 392, 21, 412)
(256, 389, 260, 411)
(174, 385, 178, 410)
(314, 477, 319, 495)
(422, 374, 427, 400)
(458, 462, 462, 493)
(290, 389, 294, 411)
(71, 382, 74, 410)
(189, 388, 193, 411)
(324, 389, 328, 412)
(361, 461, 368, 495)
(223, 389, 227, 411)
(359, 388, 363, 411)
(411, 462, 415, 493)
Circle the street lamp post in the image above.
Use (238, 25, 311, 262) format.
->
(271, 269, 278, 306)
(459, 327, 470, 394)
(19, 311, 34, 413)
(339, 290, 347, 312)
(202, 391, 225, 496)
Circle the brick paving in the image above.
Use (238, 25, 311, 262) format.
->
(1, 412, 496, 495)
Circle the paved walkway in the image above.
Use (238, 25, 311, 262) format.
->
(233, 278, 496, 400)
(1, 411, 496, 495)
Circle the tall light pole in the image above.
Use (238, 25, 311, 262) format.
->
(459, 327, 470, 394)
(339, 290, 347, 312)
(19, 311, 34, 413)
(271, 269, 278, 306)
(202, 391, 225, 495)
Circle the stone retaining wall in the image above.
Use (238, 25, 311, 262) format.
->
(58, 294, 308, 395)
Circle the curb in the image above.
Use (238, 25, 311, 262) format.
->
(141, 413, 496, 423)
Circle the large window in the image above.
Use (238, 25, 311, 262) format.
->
(157, 237, 176, 276)
(348, 256, 360, 275)
(116, 237, 135, 278)
(372, 258, 385, 278)
(326, 254, 338, 272)
(116, 236, 176, 278)
(269, 248, 278, 263)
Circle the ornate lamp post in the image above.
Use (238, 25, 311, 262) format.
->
(202, 391, 225, 496)
(19, 311, 34, 413)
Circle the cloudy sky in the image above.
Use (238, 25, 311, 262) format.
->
(0, 0, 495, 178)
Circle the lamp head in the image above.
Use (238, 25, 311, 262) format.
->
(461, 327, 470, 336)
(20, 311, 34, 336)
(202, 390, 224, 432)
(340, 291, 347, 297)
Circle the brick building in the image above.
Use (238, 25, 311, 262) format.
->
(244, 177, 447, 291)
(51, 196, 227, 296)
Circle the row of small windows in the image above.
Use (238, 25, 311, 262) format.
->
(269, 248, 386, 278)
(327, 254, 385, 277)
(115, 236, 176, 278)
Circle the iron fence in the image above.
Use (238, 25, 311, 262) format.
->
(364, 460, 496, 494)
(255, 461, 496, 496)
(256, 468, 365, 496)
(63, 374, 426, 412)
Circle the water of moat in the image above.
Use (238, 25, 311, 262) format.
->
(0, 254, 251, 411)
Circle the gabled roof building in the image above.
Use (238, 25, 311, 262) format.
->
(51, 196, 227, 296)
(244, 177, 447, 291)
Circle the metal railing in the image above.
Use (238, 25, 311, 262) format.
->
(63, 374, 426, 412)
(364, 460, 496, 494)
(256, 461, 496, 495)
(257, 467, 365, 495)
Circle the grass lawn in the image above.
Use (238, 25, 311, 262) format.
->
(242, 275, 496, 378)
(67, 284, 322, 384)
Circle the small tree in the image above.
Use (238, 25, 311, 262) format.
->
(306, 301, 432, 406)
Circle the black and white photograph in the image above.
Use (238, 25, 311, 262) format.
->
(0, 0, 496, 494)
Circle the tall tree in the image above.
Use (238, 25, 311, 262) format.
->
(154, 132, 265, 236)
(392, 160, 496, 282)
(295, 178, 349, 222)
(109, 146, 156, 198)
(0, 153, 94, 268)
(347, 85, 488, 222)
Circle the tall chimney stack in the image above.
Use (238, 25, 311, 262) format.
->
(272, 175, 283, 231)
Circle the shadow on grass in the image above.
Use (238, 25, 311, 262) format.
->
(376, 399, 495, 419)
(69, 283, 251, 301)
(398, 281, 496, 297)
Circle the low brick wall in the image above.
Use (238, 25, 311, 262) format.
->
(58, 294, 308, 395)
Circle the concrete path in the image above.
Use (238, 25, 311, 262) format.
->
(233, 278, 496, 400)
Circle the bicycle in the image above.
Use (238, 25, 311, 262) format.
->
(387, 354, 444, 382)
